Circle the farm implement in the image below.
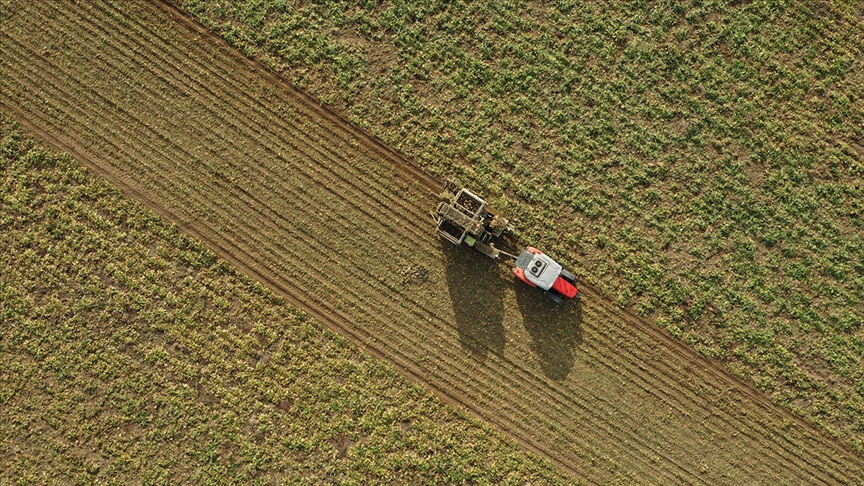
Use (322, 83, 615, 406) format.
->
(432, 181, 579, 303)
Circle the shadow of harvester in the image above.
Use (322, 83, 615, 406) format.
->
(442, 243, 505, 362)
(514, 282, 582, 381)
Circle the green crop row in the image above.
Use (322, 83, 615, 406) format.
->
(0, 117, 569, 484)
(180, 0, 864, 449)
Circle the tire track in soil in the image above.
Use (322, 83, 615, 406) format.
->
(3, 0, 864, 483)
(71, 3, 431, 231)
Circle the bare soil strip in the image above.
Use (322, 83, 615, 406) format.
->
(2, 0, 863, 482)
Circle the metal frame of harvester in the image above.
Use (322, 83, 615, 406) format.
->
(432, 180, 511, 259)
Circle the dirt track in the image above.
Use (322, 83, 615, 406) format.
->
(2, 0, 864, 482)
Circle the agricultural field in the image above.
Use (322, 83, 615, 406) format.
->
(0, 117, 569, 484)
(1, 0, 864, 484)
(179, 0, 864, 450)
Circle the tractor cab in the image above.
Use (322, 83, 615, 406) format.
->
(515, 250, 561, 289)
(513, 247, 578, 303)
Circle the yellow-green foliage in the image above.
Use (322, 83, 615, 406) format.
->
(0, 118, 569, 484)
(181, 0, 864, 448)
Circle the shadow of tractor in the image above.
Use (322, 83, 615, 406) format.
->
(443, 243, 505, 362)
(514, 282, 582, 381)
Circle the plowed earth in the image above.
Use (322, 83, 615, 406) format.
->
(2, 0, 863, 483)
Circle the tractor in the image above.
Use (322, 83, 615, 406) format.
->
(433, 181, 579, 303)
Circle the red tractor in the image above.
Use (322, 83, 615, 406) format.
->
(513, 247, 578, 303)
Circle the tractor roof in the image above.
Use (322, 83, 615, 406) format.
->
(522, 252, 561, 290)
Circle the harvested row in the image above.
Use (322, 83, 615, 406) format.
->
(2, 0, 863, 483)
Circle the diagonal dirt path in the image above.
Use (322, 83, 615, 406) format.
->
(2, 0, 863, 482)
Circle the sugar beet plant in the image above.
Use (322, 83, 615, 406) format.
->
(0, 117, 568, 484)
(181, 0, 864, 449)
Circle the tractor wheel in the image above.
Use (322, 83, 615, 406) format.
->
(543, 290, 564, 304)
(561, 268, 577, 283)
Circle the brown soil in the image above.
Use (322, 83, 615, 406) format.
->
(2, 0, 863, 482)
